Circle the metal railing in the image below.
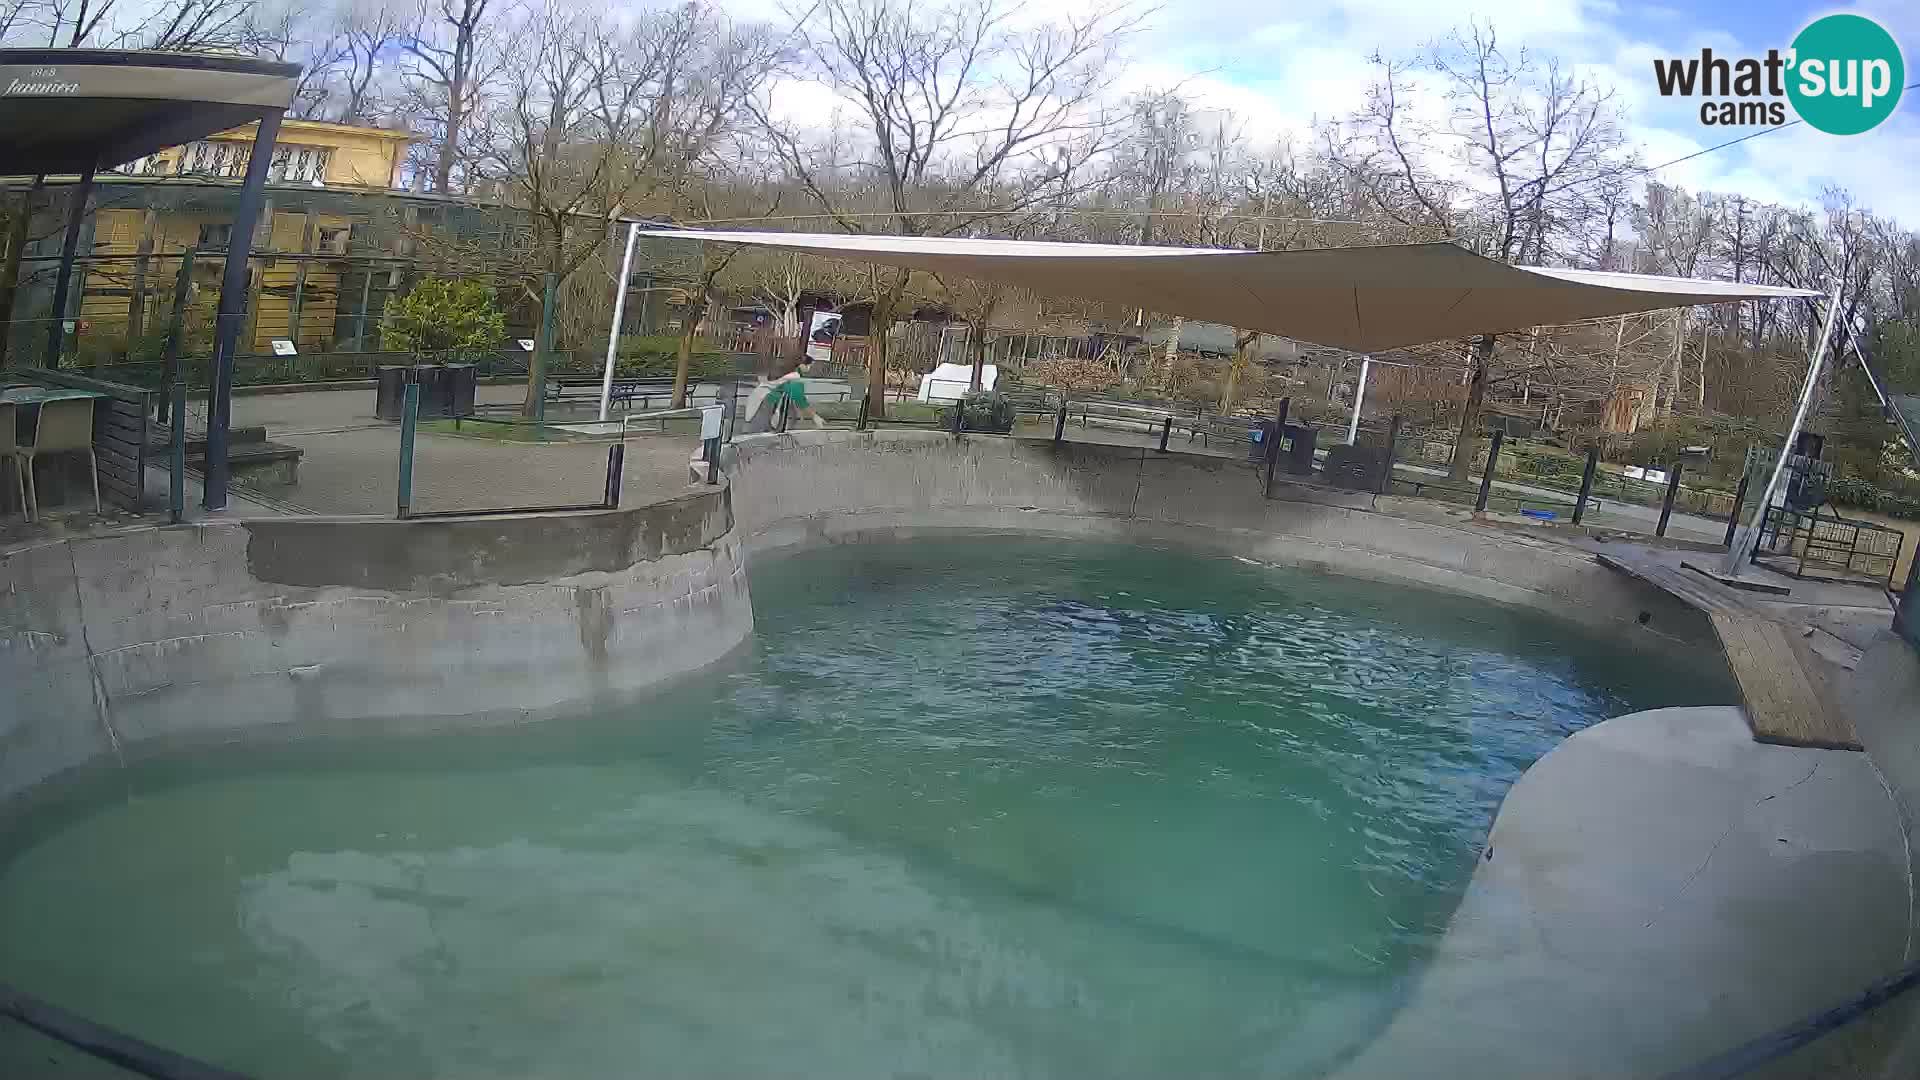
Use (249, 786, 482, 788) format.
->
(1752, 504, 1906, 588)
(1, 983, 249, 1080)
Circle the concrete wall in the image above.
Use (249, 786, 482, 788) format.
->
(1, 489, 751, 806)
(728, 428, 1719, 649)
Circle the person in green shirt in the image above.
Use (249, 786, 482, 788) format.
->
(747, 355, 826, 432)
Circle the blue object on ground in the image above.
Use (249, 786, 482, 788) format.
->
(1521, 509, 1557, 521)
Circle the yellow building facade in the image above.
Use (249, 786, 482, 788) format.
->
(79, 120, 410, 354)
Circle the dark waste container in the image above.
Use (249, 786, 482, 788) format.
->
(1282, 423, 1318, 475)
(445, 364, 478, 417)
(412, 364, 451, 418)
(375, 366, 409, 421)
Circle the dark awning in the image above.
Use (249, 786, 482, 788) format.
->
(0, 49, 299, 174)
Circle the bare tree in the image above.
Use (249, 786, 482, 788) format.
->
(1330, 23, 1637, 480)
(753, 0, 1142, 417)
(402, 0, 497, 195)
(480, 1, 781, 411)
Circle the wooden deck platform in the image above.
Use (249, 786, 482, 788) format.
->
(1595, 553, 1862, 751)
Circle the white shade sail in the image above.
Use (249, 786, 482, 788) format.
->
(640, 229, 1820, 353)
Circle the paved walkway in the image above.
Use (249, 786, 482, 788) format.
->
(219, 386, 706, 517)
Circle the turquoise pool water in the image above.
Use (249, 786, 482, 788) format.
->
(0, 537, 1734, 1078)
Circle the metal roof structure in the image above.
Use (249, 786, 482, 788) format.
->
(0, 49, 299, 175)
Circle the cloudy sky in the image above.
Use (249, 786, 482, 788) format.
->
(734, 0, 1919, 226)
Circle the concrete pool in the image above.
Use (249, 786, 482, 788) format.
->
(2, 428, 1914, 1077)
(0, 537, 1737, 1078)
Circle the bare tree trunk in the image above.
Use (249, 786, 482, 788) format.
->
(969, 293, 998, 392)
(866, 274, 906, 420)
(1448, 335, 1495, 482)
(1219, 330, 1256, 413)
(673, 311, 700, 409)
(1661, 310, 1683, 419)
(1698, 316, 1710, 413)
(0, 178, 43, 368)
(1159, 315, 1183, 384)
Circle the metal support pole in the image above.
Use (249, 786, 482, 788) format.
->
(704, 437, 720, 484)
(204, 110, 282, 511)
(1726, 281, 1843, 575)
(598, 222, 641, 422)
(396, 382, 418, 518)
(1572, 447, 1599, 525)
(1347, 355, 1370, 445)
(168, 384, 186, 524)
(1263, 397, 1290, 499)
(45, 164, 96, 368)
(356, 268, 374, 350)
(603, 443, 625, 508)
(1657, 462, 1683, 537)
(1054, 402, 1068, 444)
(1724, 472, 1751, 547)
(1475, 429, 1505, 513)
(1379, 414, 1402, 494)
(1158, 416, 1172, 453)
(951, 398, 965, 436)
(157, 251, 195, 423)
(856, 393, 870, 431)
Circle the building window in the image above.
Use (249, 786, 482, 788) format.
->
(172, 142, 332, 183)
(316, 226, 350, 255)
(198, 223, 234, 249)
(269, 146, 333, 185)
(179, 141, 247, 178)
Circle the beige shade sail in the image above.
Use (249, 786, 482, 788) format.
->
(639, 229, 1820, 353)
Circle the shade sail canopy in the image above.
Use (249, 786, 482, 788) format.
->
(0, 49, 300, 174)
(641, 229, 1820, 353)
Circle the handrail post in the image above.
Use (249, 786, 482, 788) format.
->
(396, 382, 418, 519)
(1158, 415, 1172, 453)
(1053, 401, 1068, 444)
(1724, 472, 1750, 547)
(1263, 397, 1289, 499)
(1572, 446, 1599, 525)
(1475, 429, 1505, 513)
(856, 392, 870, 431)
(168, 383, 186, 524)
(1657, 461, 1683, 537)
(1379, 413, 1402, 495)
(603, 443, 624, 508)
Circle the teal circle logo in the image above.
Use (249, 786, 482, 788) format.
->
(1787, 14, 1904, 135)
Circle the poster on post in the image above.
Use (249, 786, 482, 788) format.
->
(806, 310, 842, 364)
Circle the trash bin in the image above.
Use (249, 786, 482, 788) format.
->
(445, 364, 478, 417)
(1282, 423, 1318, 475)
(412, 364, 451, 418)
(375, 366, 409, 421)
(1247, 420, 1277, 462)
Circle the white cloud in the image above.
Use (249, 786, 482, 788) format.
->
(724, 0, 1920, 227)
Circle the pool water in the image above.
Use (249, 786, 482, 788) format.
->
(0, 537, 1735, 1079)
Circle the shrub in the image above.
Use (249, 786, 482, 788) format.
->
(381, 278, 505, 355)
(1827, 472, 1920, 520)
(961, 390, 1015, 433)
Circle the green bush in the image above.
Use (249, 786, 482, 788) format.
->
(382, 278, 505, 355)
(610, 334, 733, 381)
(1827, 473, 1920, 520)
(961, 390, 1015, 433)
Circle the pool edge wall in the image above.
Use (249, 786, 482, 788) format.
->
(1, 487, 753, 807)
(728, 428, 1721, 653)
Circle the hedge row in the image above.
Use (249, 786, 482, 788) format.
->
(1827, 473, 1920, 521)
